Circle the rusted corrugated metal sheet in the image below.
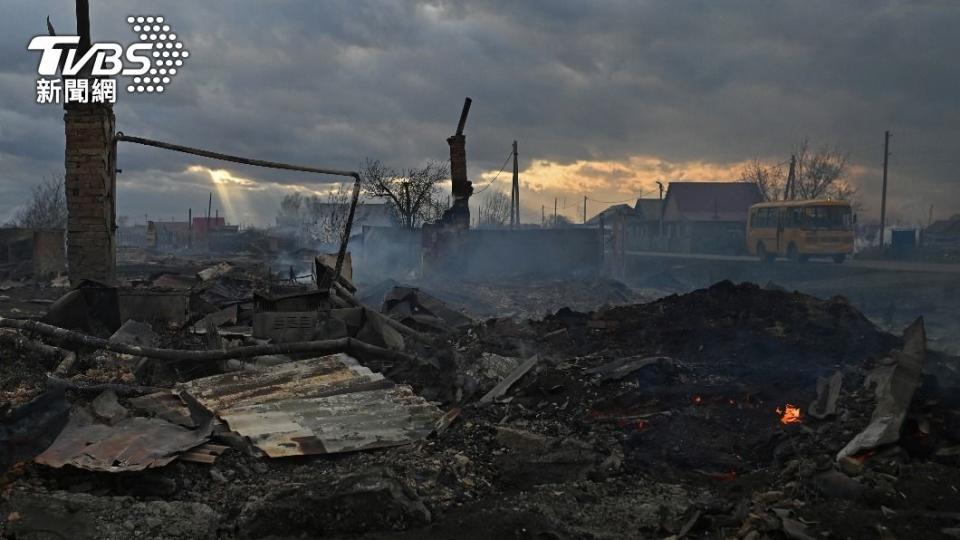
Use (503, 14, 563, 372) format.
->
(35, 415, 212, 472)
(177, 354, 442, 457)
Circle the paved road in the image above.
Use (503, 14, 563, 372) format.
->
(622, 250, 960, 274)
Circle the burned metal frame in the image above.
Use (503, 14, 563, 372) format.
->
(113, 133, 361, 281)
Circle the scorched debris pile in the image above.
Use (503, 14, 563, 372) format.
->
(2, 276, 959, 539)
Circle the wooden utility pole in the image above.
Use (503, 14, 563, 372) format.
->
(783, 155, 797, 200)
(541, 205, 545, 227)
(554, 198, 558, 227)
(583, 196, 587, 224)
(510, 140, 519, 227)
(879, 130, 891, 249)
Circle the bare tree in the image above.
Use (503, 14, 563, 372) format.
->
(360, 159, 448, 228)
(303, 184, 362, 245)
(739, 139, 857, 205)
(477, 190, 511, 228)
(791, 139, 851, 201)
(420, 189, 450, 224)
(14, 174, 68, 229)
(739, 159, 785, 202)
(276, 193, 303, 227)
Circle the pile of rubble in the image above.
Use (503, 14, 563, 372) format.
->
(359, 275, 655, 322)
(2, 271, 959, 539)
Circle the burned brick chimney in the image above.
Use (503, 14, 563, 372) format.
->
(422, 97, 474, 276)
(440, 97, 473, 228)
(64, 0, 117, 283)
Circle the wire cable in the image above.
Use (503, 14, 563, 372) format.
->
(584, 194, 643, 204)
(474, 149, 514, 194)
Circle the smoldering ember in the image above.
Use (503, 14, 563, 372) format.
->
(2, 3, 960, 540)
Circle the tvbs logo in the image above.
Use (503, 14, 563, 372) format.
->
(29, 36, 153, 77)
(29, 15, 189, 104)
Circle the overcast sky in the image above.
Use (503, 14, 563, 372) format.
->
(1, 0, 957, 226)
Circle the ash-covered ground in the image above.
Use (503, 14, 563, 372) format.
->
(2, 259, 959, 540)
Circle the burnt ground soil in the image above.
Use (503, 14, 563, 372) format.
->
(2, 276, 960, 539)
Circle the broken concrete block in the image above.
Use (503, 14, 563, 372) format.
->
(479, 354, 538, 404)
(808, 371, 842, 420)
(91, 390, 127, 425)
(109, 319, 160, 376)
(110, 319, 159, 347)
(837, 318, 926, 460)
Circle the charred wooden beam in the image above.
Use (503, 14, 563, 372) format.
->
(0, 316, 432, 367)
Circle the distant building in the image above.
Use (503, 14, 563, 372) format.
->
(634, 198, 663, 222)
(146, 221, 191, 249)
(660, 182, 762, 254)
(117, 224, 148, 247)
(143, 216, 239, 251)
(0, 228, 66, 279)
(924, 214, 960, 252)
(276, 202, 398, 248)
(586, 203, 635, 226)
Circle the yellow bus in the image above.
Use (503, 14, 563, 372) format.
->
(746, 199, 855, 263)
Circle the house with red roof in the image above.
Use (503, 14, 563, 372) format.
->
(660, 182, 763, 254)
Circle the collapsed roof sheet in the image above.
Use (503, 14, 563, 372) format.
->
(35, 413, 212, 472)
(177, 355, 442, 457)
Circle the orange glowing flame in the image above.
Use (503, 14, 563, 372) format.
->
(693, 395, 703, 404)
(776, 404, 802, 424)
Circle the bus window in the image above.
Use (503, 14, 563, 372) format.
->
(828, 206, 853, 229)
(803, 207, 825, 229)
(803, 206, 852, 230)
(789, 208, 802, 227)
(759, 208, 771, 228)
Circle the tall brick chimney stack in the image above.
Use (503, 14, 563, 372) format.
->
(64, 0, 117, 283)
(441, 97, 473, 228)
(64, 103, 116, 283)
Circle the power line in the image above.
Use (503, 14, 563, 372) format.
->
(584, 194, 642, 204)
(474, 149, 514, 194)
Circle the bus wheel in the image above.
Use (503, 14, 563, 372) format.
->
(832, 254, 846, 264)
(787, 243, 800, 262)
(757, 242, 774, 263)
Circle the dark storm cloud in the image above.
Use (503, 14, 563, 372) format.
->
(0, 0, 957, 224)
